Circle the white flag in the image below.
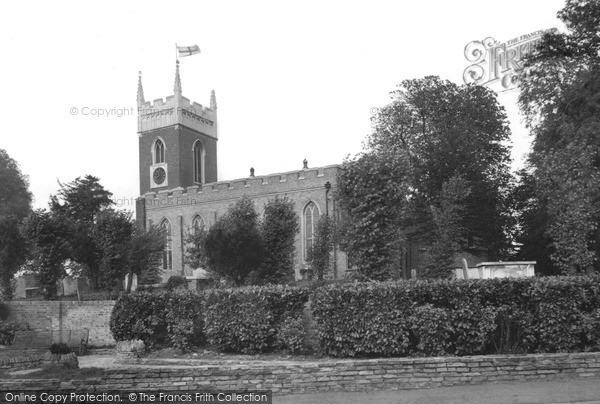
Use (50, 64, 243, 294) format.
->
(177, 44, 200, 58)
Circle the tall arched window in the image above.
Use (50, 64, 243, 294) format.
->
(154, 139, 165, 164)
(193, 140, 203, 184)
(303, 202, 319, 261)
(159, 219, 172, 270)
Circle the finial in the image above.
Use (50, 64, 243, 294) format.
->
(137, 71, 145, 103)
(303, 159, 308, 169)
(210, 89, 217, 110)
(250, 167, 255, 177)
(174, 60, 182, 94)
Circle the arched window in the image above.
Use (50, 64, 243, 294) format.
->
(154, 139, 165, 164)
(159, 219, 172, 270)
(191, 215, 205, 234)
(303, 202, 319, 261)
(193, 140, 203, 183)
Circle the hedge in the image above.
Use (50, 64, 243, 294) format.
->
(204, 285, 310, 354)
(311, 276, 600, 357)
(109, 290, 204, 352)
(109, 276, 600, 358)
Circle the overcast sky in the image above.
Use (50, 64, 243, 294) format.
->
(1, 0, 566, 211)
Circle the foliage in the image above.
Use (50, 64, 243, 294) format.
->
(311, 276, 600, 358)
(50, 343, 71, 355)
(338, 76, 512, 280)
(420, 175, 471, 279)
(0, 217, 28, 299)
(517, 0, 600, 274)
(94, 210, 133, 290)
(0, 149, 32, 299)
(202, 197, 264, 285)
(0, 321, 26, 346)
(277, 314, 307, 354)
(166, 276, 188, 290)
(128, 224, 166, 287)
(307, 215, 335, 280)
(337, 150, 410, 280)
(410, 304, 452, 356)
(21, 210, 72, 299)
(203, 285, 310, 354)
(0, 149, 32, 220)
(49, 175, 113, 290)
(259, 197, 300, 284)
(109, 291, 204, 352)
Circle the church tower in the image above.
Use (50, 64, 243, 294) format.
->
(137, 61, 218, 196)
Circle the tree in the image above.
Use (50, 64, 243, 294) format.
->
(94, 209, 134, 290)
(420, 174, 471, 278)
(338, 76, 512, 279)
(337, 149, 411, 280)
(50, 175, 113, 289)
(259, 197, 300, 284)
(127, 224, 165, 288)
(517, 0, 600, 274)
(203, 197, 264, 285)
(0, 149, 32, 298)
(307, 214, 335, 280)
(21, 210, 71, 299)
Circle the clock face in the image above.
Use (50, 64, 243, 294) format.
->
(153, 167, 166, 185)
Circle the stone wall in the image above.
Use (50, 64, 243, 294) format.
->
(1, 352, 599, 395)
(3, 301, 116, 347)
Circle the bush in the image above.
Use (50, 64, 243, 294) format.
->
(166, 276, 188, 290)
(204, 285, 309, 354)
(50, 342, 71, 354)
(277, 314, 307, 354)
(410, 304, 453, 356)
(110, 291, 204, 352)
(311, 276, 600, 358)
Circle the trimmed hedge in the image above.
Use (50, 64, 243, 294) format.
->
(311, 276, 600, 357)
(109, 291, 204, 352)
(109, 276, 600, 358)
(204, 285, 310, 354)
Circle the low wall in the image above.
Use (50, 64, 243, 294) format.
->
(3, 352, 598, 396)
(3, 301, 116, 347)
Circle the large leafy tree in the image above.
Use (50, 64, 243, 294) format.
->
(50, 175, 113, 290)
(21, 210, 71, 299)
(338, 76, 512, 279)
(95, 210, 165, 292)
(0, 149, 32, 298)
(517, 0, 600, 274)
(337, 149, 411, 280)
(202, 196, 264, 285)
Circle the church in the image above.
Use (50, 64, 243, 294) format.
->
(134, 61, 348, 282)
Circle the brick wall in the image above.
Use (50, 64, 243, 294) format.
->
(1, 352, 599, 395)
(3, 301, 116, 347)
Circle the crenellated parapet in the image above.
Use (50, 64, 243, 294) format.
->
(139, 165, 340, 210)
(136, 64, 217, 138)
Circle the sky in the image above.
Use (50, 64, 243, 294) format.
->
(0, 0, 566, 211)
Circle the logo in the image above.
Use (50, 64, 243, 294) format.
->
(463, 28, 557, 91)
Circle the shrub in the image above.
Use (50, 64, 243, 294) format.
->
(277, 314, 307, 354)
(50, 343, 71, 355)
(410, 304, 453, 356)
(166, 276, 188, 290)
(110, 291, 204, 351)
(203, 285, 309, 354)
